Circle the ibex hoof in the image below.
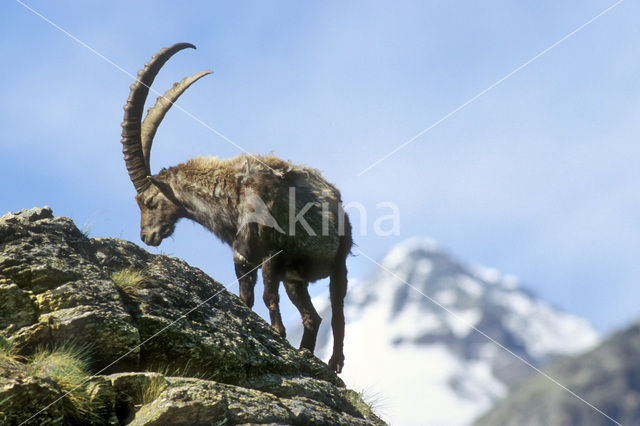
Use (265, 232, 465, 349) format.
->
(328, 354, 344, 374)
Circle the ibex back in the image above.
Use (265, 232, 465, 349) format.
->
(120, 43, 352, 373)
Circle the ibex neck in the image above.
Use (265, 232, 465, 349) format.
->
(165, 157, 241, 245)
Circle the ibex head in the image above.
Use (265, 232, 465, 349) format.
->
(120, 43, 212, 246)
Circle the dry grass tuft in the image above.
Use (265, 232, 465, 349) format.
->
(111, 267, 146, 293)
(133, 374, 167, 407)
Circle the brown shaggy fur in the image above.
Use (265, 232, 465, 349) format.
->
(137, 153, 352, 373)
(123, 43, 351, 373)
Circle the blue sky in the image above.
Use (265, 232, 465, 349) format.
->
(1, 0, 638, 333)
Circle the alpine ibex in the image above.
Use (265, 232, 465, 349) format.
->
(120, 43, 352, 373)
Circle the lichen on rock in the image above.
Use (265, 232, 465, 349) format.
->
(0, 207, 385, 425)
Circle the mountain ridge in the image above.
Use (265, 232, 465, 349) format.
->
(475, 319, 640, 426)
(295, 237, 599, 425)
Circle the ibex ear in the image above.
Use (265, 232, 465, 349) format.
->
(148, 176, 178, 203)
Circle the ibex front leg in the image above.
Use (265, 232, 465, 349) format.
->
(261, 259, 286, 337)
(234, 253, 257, 308)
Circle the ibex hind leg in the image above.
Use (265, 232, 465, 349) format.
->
(284, 280, 321, 353)
(262, 258, 286, 337)
(327, 258, 347, 373)
(328, 218, 352, 374)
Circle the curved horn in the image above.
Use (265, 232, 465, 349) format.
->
(141, 70, 213, 173)
(121, 42, 196, 193)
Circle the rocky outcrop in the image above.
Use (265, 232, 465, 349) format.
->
(474, 320, 640, 426)
(0, 207, 384, 425)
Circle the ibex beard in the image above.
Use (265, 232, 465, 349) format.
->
(121, 43, 352, 373)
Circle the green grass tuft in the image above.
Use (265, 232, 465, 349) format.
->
(80, 223, 92, 238)
(0, 394, 14, 425)
(0, 336, 23, 369)
(27, 342, 99, 422)
(0, 335, 16, 356)
(111, 267, 146, 293)
(345, 387, 388, 423)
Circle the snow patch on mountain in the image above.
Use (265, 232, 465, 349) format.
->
(292, 238, 600, 426)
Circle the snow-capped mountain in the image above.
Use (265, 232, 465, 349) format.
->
(290, 238, 600, 426)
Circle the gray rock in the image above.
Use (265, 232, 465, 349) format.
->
(0, 207, 385, 425)
(0, 363, 67, 425)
